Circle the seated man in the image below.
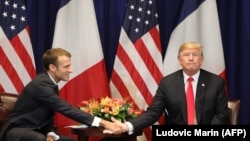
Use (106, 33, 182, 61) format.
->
(0, 48, 122, 141)
(112, 42, 229, 135)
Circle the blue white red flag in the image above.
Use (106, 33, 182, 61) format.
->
(163, 0, 226, 80)
(52, 0, 110, 139)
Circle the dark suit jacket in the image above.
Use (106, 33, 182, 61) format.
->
(0, 72, 94, 141)
(129, 69, 229, 132)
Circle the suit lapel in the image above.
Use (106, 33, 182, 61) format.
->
(54, 85, 59, 95)
(174, 71, 187, 123)
(195, 70, 207, 124)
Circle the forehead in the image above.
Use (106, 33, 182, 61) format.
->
(57, 55, 71, 64)
(181, 48, 200, 53)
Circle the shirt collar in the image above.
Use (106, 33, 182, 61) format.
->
(183, 70, 200, 83)
(48, 72, 57, 85)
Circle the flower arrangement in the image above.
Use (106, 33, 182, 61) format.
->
(79, 96, 142, 122)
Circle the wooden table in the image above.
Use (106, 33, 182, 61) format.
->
(71, 127, 140, 141)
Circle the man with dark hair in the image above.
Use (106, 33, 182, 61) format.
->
(0, 48, 122, 141)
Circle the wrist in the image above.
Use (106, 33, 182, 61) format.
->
(92, 116, 101, 127)
(125, 121, 134, 135)
(99, 119, 108, 128)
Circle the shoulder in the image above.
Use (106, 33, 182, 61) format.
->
(25, 72, 56, 92)
(199, 69, 224, 82)
(200, 69, 222, 77)
(32, 72, 54, 84)
(160, 70, 183, 83)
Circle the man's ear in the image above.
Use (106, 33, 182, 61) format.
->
(49, 64, 56, 72)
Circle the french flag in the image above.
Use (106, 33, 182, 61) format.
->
(52, 0, 110, 139)
(163, 0, 226, 82)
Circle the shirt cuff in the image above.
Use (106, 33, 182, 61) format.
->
(91, 116, 101, 127)
(125, 121, 134, 135)
(47, 132, 60, 140)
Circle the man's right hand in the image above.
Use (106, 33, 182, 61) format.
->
(110, 117, 129, 132)
(99, 118, 123, 134)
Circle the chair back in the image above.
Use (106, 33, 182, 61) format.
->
(228, 99, 241, 125)
(0, 92, 19, 131)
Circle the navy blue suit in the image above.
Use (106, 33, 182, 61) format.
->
(0, 72, 94, 141)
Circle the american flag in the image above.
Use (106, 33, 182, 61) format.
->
(0, 0, 36, 94)
(110, 0, 164, 140)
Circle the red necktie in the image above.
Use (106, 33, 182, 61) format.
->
(186, 77, 194, 125)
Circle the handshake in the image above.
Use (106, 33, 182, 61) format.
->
(100, 117, 130, 135)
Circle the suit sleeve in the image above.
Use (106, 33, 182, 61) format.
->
(210, 77, 229, 124)
(35, 84, 95, 126)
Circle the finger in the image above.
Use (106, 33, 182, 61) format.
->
(103, 129, 114, 134)
(111, 117, 119, 123)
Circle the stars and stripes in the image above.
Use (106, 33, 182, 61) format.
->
(110, 0, 164, 140)
(0, 0, 36, 94)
